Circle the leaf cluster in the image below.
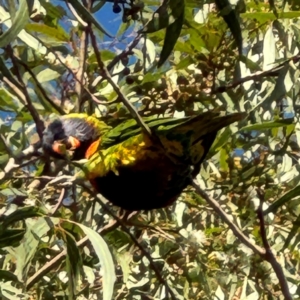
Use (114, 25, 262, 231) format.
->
(0, 0, 300, 299)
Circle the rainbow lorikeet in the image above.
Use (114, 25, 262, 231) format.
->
(43, 111, 246, 210)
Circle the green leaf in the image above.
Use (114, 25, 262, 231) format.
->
(0, 228, 26, 248)
(263, 185, 300, 215)
(0, 281, 25, 299)
(175, 55, 195, 69)
(215, 0, 242, 54)
(187, 28, 206, 52)
(141, 1, 172, 33)
(13, 218, 51, 281)
(283, 214, 300, 250)
(0, 88, 22, 112)
(219, 148, 229, 172)
(25, 23, 69, 42)
(35, 68, 61, 83)
(241, 11, 300, 23)
(263, 25, 276, 70)
(158, 10, 184, 67)
(0, 270, 20, 283)
(116, 252, 131, 283)
(210, 127, 232, 153)
(0, 188, 27, 197)
(91, 0, 106, 13)
(240, 118, 295, 131)
(0, 207, 47, 230)
(40, 0, 66, 19)
(141, 0, 184, 33)
(142, 72, 166, 84)
(0, 0, 29, 47)
(76, 223, 115, 300)
(89, 50, 116, 63)
(65, 231, 82, 299)
(239, 56, 262, 72)
(67, 0, 113, 37)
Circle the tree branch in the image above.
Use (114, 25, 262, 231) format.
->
(0, 142, 41, 182)
(192, 179, 265, 256)
(256, 189, 293, 300)
(193, 180, 293, 299)
(74, 28, 89, 112)
(88, 27, 153, 138)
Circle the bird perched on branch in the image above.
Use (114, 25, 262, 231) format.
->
(43, 112, 246, 211)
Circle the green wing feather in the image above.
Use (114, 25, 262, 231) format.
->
(100, 115, 190, 148)
(83, 111, 246, 179)
(100, 111, 246, 148)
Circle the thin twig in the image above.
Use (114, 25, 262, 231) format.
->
(75, 29, 89, 112)
(5, 45, 45, 139)
(213, 54, 300, 94)
(66, 1, 88, 27)
(51, 188, 66, 215)
(0, 142, 41, 182)
(107, 34, 142, 72)
(0, 134, 13, 156)
(2, 77, 27, 105)
(256, 189, 271, 250)
(256, 189, 293, 300)
(16, 59, 65, 115)
(28, 35, 113, 106)
(91, 33, 142, 88)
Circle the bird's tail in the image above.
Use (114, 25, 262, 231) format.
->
(158, 111, 247, 165)
(186, 111, 247, 145)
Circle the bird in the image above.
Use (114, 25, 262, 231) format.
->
(43, 111, 246, 211)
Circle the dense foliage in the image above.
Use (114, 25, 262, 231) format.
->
(0, 0, 300, 299)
